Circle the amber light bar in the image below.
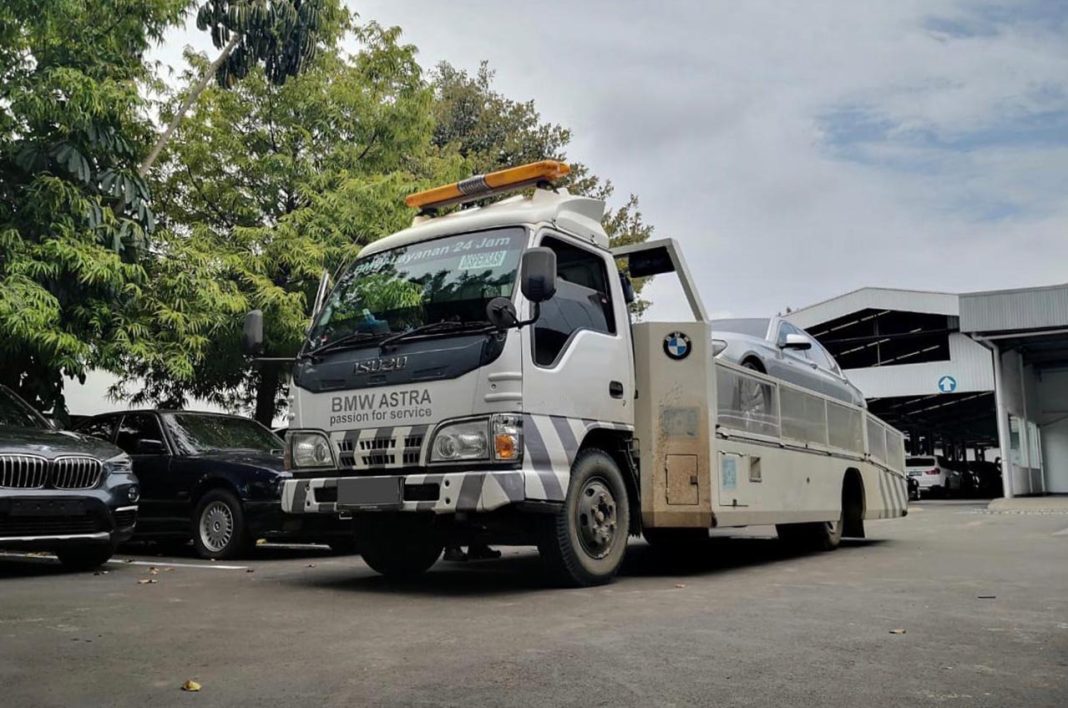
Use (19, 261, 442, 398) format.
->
(405, 160, 571, 210)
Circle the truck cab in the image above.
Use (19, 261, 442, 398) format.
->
(267, 162, 640, 585)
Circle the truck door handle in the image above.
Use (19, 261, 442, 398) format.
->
(609, 381, 624, 398)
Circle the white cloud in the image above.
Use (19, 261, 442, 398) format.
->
(155, 0, 1068, 320)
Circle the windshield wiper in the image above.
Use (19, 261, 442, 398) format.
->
(378, 320, 493, 351)
(302, 331, 384, 359)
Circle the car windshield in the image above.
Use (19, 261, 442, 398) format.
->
(907, 457, 935, 467)
(164, 413, 282, 454)
(307, 227, 527, 350)
(710, 318, 771, 339)
(0, 387, 48, 429)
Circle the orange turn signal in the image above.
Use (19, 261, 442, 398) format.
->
(405, 160, 571, 210)
(494, 432, 518, 461)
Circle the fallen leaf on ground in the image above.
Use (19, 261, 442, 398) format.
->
(180, 680, 201, 692)
(256, 538, 267, 545)
(137, 578, 158, 585)
(306, 564, 316, 568)
(149, 567, 159, 575)
(163, 567, 174, 572)
(889, 629, 906, 635)
(674, 583, 686, 589)
(245, 568, 255, 573)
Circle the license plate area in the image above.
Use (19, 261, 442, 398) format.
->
(10, 499, 87, 516)
(337, 477, 404, 509)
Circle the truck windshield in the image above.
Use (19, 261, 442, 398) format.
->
(308, 227, 527, 349)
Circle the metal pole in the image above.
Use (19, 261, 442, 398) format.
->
(976, 337, 1013, 498)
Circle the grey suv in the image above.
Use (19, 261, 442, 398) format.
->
(0, 386, 139, 570)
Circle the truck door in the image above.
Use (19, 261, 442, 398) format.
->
(523, 232, 634, 430)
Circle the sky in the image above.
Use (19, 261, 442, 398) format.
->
(155, 0, 1068, 322)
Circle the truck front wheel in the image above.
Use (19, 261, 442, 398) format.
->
(538, 449, 631, 587)
(356, 516, 442, 580)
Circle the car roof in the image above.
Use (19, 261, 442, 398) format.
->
(88, 409, 251, 419)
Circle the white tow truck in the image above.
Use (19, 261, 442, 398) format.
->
(243, 160, 909, 586)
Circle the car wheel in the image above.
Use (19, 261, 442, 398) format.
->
(192, 489, 252, 560)
(739, 361, 772, 422)
(777, 511, 843, 552)
(55, 542, 117, 571)
(538, 449, 631, 587)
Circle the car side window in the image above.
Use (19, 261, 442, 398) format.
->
(533, 235, 616, 367)
(79, 416, 119, 443)
(806, 341, 836, 371)
(116, 414, 165, 455)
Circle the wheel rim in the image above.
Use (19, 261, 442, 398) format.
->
(575, 477, 619, 560)
(199, 501, 234, 553)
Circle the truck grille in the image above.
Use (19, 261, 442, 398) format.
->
(335, 428, 426, 470)
(0, 455, 49, 489)
(0, 454, 102, 489)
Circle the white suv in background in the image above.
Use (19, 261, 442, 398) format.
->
(906, 456, 949, 497)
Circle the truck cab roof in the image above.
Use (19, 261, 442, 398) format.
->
(359, 188, 610, 258)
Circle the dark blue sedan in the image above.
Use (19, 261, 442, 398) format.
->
(76, 410, 352, 559)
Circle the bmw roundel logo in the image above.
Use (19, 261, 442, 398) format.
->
(664, 331, 691, 360)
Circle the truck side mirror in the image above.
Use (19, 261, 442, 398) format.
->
(521, 248, 556, 304)
(619, 271, 636, 305)
(242, 310, 264, 355)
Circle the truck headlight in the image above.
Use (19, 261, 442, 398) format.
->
(287, 431, 336, 470)
(430, 419, 489, 462)
(430, 415, 522, 464)
(104, 452, 133, 476)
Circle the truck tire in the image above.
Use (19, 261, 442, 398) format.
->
(192, 489, 253, 560)
(55, 542, 116, 571)
(538, 449, 630, 587)
(356, 516, 442, 580)
(776, 512, 843, 552)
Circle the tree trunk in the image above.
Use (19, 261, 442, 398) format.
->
(253, 365, 280, 428)
(139, 33, 241, 177)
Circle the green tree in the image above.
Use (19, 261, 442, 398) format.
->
(430, 61, 656, 314)
(0, 0, 187, 414)
(140, 0, 347, 176)
(119, 22, 462, 424)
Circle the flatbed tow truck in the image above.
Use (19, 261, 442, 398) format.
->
(243, 160, 908, 586)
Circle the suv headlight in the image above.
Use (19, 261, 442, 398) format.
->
(430, 415, 522, 464)
(104, 452, 133, 476)
(286, 431, 336, 470)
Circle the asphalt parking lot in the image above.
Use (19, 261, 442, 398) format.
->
(1, 501, 1066, 707)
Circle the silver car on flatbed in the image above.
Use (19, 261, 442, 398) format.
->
(710, 317, 866, 407)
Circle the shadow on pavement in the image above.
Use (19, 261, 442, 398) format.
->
(117, 540, 339, 562)
(290, 536, 889, 597)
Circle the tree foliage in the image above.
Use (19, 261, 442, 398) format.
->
(0, 0, 187, 413)
(429, 61, 656, 313)
(118, 22, 462, 423)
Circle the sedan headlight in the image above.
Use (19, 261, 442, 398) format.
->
(104, 452, 134, 476)
(286, 431, 336, 470)
(430, 415, 522, 464)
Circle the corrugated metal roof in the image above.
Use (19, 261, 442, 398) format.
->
(960, 284, 1068, 333)
(786, 287, 959, 329)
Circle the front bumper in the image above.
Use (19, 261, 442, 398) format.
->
(242, 500, 353, 541)
(0, 491, 137, 549)
(282, 469, 528, 515)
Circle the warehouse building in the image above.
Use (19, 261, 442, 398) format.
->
(787, 284, 1068, 497)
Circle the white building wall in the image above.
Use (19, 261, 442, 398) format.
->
(1030, 368, 1068, 494)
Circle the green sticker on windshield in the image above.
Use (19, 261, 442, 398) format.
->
(458, 250, 507, 270)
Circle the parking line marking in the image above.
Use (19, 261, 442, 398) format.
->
(1053, 528, 1068, 537)
(109, 559, 248, 570)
